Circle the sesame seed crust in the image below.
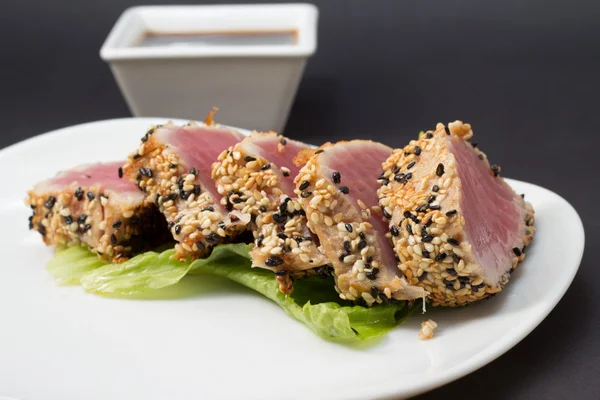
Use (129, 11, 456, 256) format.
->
(25, 184, 166, 262)
(122, 121, 247, 261)
(296, 141, 427, 306)
(378, 121, 536, 307)
(211, 132, 328, 293)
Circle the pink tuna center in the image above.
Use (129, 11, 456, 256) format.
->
(243, 136, 309, 195)
(321, 142, 398, 270)
(450, 137, 524, 282)
(51, 162, 138, 193)
(158, 125, 244, 200)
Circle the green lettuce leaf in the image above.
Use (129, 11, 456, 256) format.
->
(47, 243, 417, 340)
(188, 243, 414, 340)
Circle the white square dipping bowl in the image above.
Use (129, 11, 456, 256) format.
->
(100, 4, 318, 132)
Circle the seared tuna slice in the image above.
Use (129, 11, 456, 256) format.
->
(122, 120, 246, 261)
(212, 132, 328, 294)
(26, 162, 167, 262)
(377, 121, 535, 306)
(296, 141, 426, 306)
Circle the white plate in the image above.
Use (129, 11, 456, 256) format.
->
(0, 119, 584, 400)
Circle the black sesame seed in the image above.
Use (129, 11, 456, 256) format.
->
(357, 240, 367, 250)
(272, 213, 287, 224)
(193, 185, 201, 196)
(63, 215, 73, 225)
(277, 233, 288, 240)
(256, 234, 264, 247)
(407, 223, 413, 235)
(232, 197, 244, 204)
(259, 205, 267, 213)
(171, 224, 181, 235)
(218, 221, 226, 230)
(390, 225, 399, 236)
(332, 171, 341, 184)
(436, 163, 445, 177)
(513, 247, 522, 256)
(429, 205, 441, 210)
(340, 186, 350, 194)
(359, 232, 366, 240)
(444, 126, 450, 135)
(261, 163, 271, 170)
(280, 138, 287, 145)
(452, 253, 461, 263)
(382, 208, 392, 219)
(315, 149, 324, 154)
(435, 252, 446, 261)
(447, 237, 460, 246)
(274, 270, 288, 277)
(403, 210, 412, 218)
(139, 167, 153, 178)
(427, 195, 436, 204)
(244, 156, 256, 163)
(343, 241, 352, 253)
(74, 187, 84, 201)
(196, 241, 206, 252)
(405, 172, 413, 180)
(432, 185, 439, 192)
(133, 154, 141, 160)
(445, 209, 457, 217)
(36, 223, 47, 236)
(414, 146, 421, 155)
(118, 167, 123, 178)
(418, 272, 427, 282)
(422, 249, 430, 259)
(366, 268, 380, 280)
(300, 190, 312, 198)
(407, 161, 416, 170)
(265, 256, 284, 267)
(478, 154, 484, 160)
(141, 133, 149, 142)
(44, 196, 56, 209)
(491, 164, 501, 177)
(338, 253, 346, 262)
(112, 221, 122, 228)
(345, 223, 353, 233)
(416, 204, 428, 213)
(422, 235, 434, 243)
(394, 173, 405, 182)
(458, 276, 471, 284)
(170, 163, 177, 169)
(471, 142, 479, 148)
(205, 233, 221, 244)
(167, 221, 174, 229)
(446, 267, 457, 276)
(78, 214, 87, 224)
(294, 236, 304, 243)
(370, 286, 379, 299)
(110, 234, 117, 245)
(188, 167, 197, 176)
(366, 255, 374, 263)
(299, 181, 310, 191)
(426, 132, 434, 139)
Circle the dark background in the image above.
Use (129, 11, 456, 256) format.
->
(1, 0, 598, 398)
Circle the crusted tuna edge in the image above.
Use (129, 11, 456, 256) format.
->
(295, 141, 427, 306)
(122, 121, 246, 261)
(26, 184, 164, 262)
(377, 121, 536, 307)
(211, 132, 329, 294)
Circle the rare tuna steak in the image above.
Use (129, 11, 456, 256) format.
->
(212, 132, 328, 294)
(377, 121, 535, 306)
(122, 118, 246, 261)
(296, 141, 426, 306)
(26, 162, 168, 262)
